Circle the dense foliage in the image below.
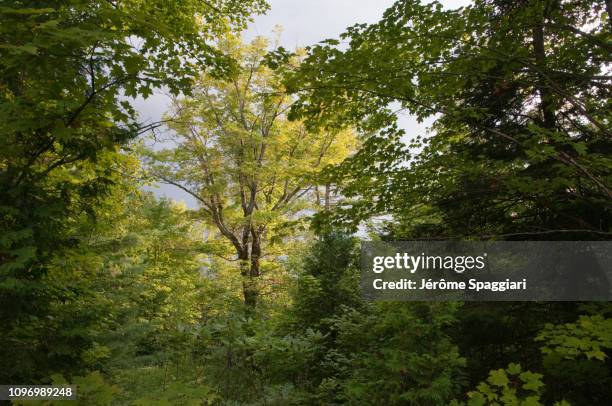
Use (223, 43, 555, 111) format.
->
(0, 0, 266, 384)
(1, 0, 610, 405)
(281, 0, 611, 239)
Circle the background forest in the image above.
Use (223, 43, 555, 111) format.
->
(1, 0, 611, 405)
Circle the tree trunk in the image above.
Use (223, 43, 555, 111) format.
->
(606, 0, 612, 31)
(532, 11, 556, 129)
(239, 231, 262, 308)
(242, 278, 258, 308)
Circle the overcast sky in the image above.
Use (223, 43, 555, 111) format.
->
(138, 0, 470, 206)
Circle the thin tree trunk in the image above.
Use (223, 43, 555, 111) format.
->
(532, 12, 556, 129)
(606, 0, 612, 31)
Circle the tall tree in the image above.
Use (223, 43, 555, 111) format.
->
(147, 35, 356, 307)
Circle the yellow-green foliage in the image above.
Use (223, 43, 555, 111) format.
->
(145, 34, 358, 304)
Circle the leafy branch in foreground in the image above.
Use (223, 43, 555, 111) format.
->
(0, 0, 267, 384)
(283, 0, 611, 240)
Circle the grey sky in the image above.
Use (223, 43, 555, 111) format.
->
(138, 0, 470, 207)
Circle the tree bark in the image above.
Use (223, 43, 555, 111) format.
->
(606, 0, 612, 31)
(239, 230, 262, 308)
(532, 12, 556, 129)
